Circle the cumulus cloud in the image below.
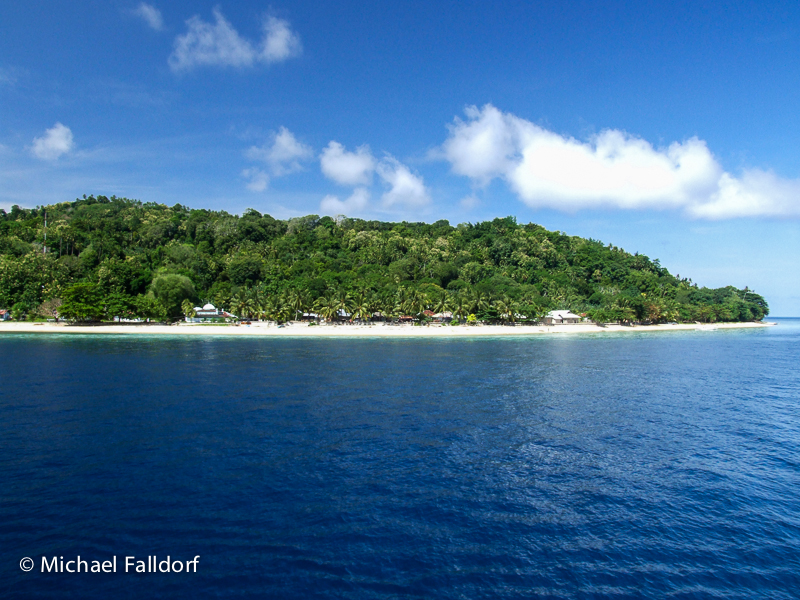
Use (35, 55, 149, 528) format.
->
(168, 9, 301, 71)
(320, 141, 375, 186)
(320, 187, 371, 216)
(377, 156, 431, 209)
(241, 168, 269, 192)
(31, 123, 74, 160)
(261, 16, 302, 63)
(689, 170, 800, 219)
(246, 127, 312, 175)
(133, 3, 164, 31)
(442, 104, 800, 219)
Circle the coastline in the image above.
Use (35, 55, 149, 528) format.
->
(0, 321, 776, 337)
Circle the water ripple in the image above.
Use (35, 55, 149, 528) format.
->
(1, 321, 800, 598)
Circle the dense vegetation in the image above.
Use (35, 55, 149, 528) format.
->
(0, 195, 768, 324)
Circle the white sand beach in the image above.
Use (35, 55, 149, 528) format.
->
(0, 321, 776, 337)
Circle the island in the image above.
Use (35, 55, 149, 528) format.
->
(0, 195, 770, 333)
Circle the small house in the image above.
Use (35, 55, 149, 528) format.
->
(543, 310, 582, 325)
(0, 309, 10, 321)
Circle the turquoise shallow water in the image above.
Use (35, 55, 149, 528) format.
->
(1, 320, 799, 598)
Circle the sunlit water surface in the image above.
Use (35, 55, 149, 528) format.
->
(2, 320, 799, 598)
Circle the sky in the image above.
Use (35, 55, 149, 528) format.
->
(1, 0, 799, 315)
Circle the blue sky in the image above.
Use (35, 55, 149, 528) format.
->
(2, 1, 799, 314)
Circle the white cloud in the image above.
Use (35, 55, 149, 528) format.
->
(133, 3, 164, 31)
(377, 156, 430, 209)
(260, 16, 302, 63)
(320, 187, 370, 216)
(31, 123, 74, 161)
(442, 104, 518, 185)
(245, 127, 312, 175)
(169, 9, 301, 72)
(689, 170, 800, 219)
(241, 168, 269, 192)
(320, 141, 375, 186)
(442, 104, 800, 219)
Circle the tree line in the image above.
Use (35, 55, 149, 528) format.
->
(0, 195, 769, 324)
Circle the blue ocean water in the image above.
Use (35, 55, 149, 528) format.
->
(1, 321, 799, 599)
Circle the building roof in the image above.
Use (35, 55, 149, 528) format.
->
(546, 310, 582, 319)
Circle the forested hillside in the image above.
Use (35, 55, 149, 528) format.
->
(0, 195, 768, 323)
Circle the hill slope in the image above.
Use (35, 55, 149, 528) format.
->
(0, 196, 768, 323)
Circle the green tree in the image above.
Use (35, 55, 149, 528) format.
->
(351, 289, 371, 322)
(286, 289, 306, 321)
(231, 290, 257, 320)
(150, 274, 196, 319)
(132, 295, 168, 322)
(59, 283, 105, 321)
(181, 299, 196, 319)
(449, 293, 470, 323)
(314, 295, 338, 322)
(104, 292, 135, 321)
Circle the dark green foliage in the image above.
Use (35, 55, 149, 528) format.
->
(150, 274, 196, 318)
(59, 283, 104, 321)
(132, 295, 168, 322)
(0, 195, 769, 323)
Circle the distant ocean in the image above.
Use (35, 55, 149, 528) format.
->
(2, 320, 799, 599)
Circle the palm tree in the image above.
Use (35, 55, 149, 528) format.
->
(286, 289, 306, 321)
(532, 304, 549, 324)
(231, 290, 256, 320)
(249, 288, 266, 321)
(181, 299, 196, 320)
(494, 296, 516, 323)
(257, 298, 272, 322)
(431, 293, 448, 315)
(314, 296, 338, 322)
(351, 289, 371, 323)
(448, 292, 470, 323)
(213, 290, 231, 312)
(378, 293, 397, 322)
(394, 287, 409, 314)
(467, 290, 490, 316)
(366, 291, 382, 323)
(275, 296, 292, 323)
(401, 288, 427, 317)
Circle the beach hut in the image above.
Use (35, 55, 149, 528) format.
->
(0, 309, 10, 321)
(543, 310, 582, 325)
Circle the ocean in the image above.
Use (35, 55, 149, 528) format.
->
(2, 320, 799, 598)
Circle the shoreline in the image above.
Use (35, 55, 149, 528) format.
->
(0, 321, 776, 337)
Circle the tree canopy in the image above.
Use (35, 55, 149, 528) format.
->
(0, 195, 768, 323)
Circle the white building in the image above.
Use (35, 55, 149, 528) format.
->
(543, 310, 582, 325)
(186, 303, 237, 322)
